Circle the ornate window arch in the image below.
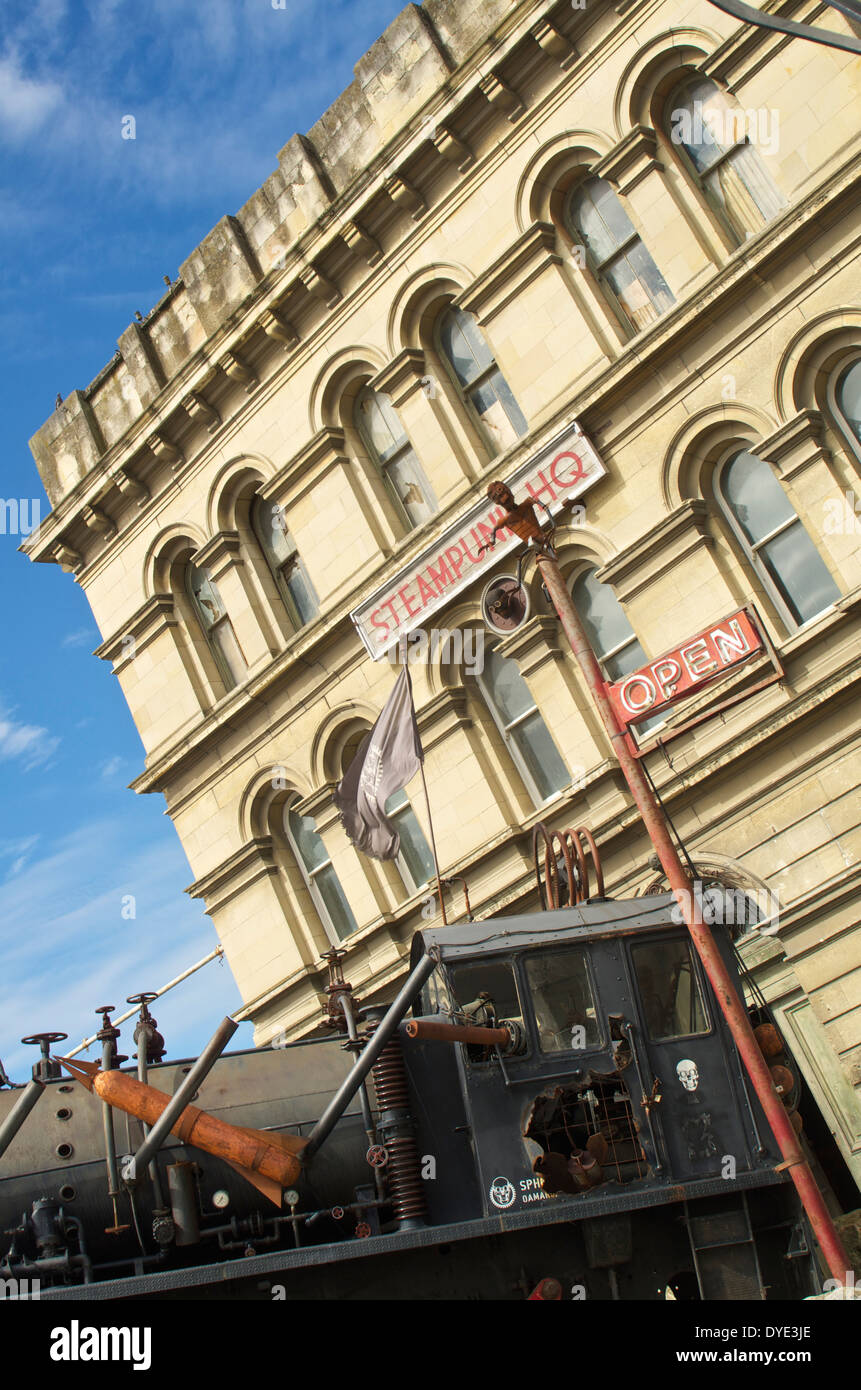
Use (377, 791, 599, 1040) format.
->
(353, 386, 438, 531)
(663, 76, 785, 245)
(827, 354, 861, 468)
(473, 639, 569, 806)
(564, 174, 674, 335)
(283, 794, 358, 945)
(184, 561, 247, 693)
(435, 305, 528, 458)
(250, 494, 318, 630)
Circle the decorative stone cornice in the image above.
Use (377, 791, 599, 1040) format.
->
(371, 349, 428, 408)
(341, 219, 382, 266)
(111, 465, 150, 507)
(218, 349, 259, 394)
(479, 71, 525, 122)
(186, 836, 280, 914)
(531, 17, 578, 68)
(95, 593, 177, 670)
(294, 783, 340, 833)
(259, 307, 300, 349)
(181, 390, 221, 435)
(458, 222, 562, 326)
(300, 264, 341, 309)
(415, 685, 472, 753)
(384, 173, 426, 221)
(149, 432, 184, 471)
(497, 614, 563, 677)
(594, 126, 663, 196)
(597, 500, 713, 603)
(193, 530, 243, 582)
(53, 542, 84, 575)
(759, 409, 831, 483)
(264, 426, 351, 506)
(431, 125, 474, 172)
(81, 503, 117, 540)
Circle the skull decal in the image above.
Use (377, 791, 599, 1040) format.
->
(676, 1058, 699, 1092)
(488, 1176, 517, 1210)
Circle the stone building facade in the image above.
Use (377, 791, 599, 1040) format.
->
(25, 0, 861, 1196)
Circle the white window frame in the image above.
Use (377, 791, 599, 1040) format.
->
(826, 353, 861, 470)
(564, 177, 674, 336)
(185, 563, 246, 693)
(475, 641, 568, 808)
(354, 387, 438, 533)
(251, 497, 318, 632)
(284, 800, 357, 946)
(435, 306, 528, 459)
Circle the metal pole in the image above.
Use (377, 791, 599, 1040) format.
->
(419, 761, 448, 926)
(136, 1022, 166, 1211)
(535, 549, 850, 1282)
(0, 1079, 45, 1161)
(340, 992, 385, 1200)
(66, 947, 224, 1059)
(125, 1016, 238, 1182)
(304, 952, 438, 1160)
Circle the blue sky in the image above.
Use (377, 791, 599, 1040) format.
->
(0, 0, 406, 1081)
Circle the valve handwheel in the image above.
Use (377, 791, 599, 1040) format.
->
(127, 993, 158, 1006)
(21, 1032, 68, 1047)
(366, 1144, 388, 1168)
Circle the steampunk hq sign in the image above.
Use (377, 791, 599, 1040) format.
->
(607, 608, 765, 726)
(351, 419, 607, 659)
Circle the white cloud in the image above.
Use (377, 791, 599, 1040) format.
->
(61, 627, 97, 648)
(0, 50, 64, 141)
(0, 834, 40, 877)
(100, 755, 124, 780)
(0, 710, 60, 768)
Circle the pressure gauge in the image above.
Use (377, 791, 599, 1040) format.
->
(284, 1189, 300, 1208)
(212, 1189, 230, 1210)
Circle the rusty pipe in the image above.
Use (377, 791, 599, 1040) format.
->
(535, 547, 850, 1282)
(403, 1019, 511, 1047)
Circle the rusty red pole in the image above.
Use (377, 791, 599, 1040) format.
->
(535, 550, 850, 1283)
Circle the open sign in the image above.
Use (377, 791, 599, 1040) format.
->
(607, 609, 764, 726)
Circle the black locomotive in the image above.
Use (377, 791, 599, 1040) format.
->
(0, 872, 822, 1301)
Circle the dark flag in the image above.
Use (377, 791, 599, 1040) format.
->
(334, 667, 423, 861)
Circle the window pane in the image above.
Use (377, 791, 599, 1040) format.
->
(469, 376, 523, 454)
(449, 960, 521, 1023)
(669, 78, 733, 174)
(625, 239, 675, 315)
(314, 863, 358, 939)
(760, 521, 839, 625)
(439, 307, 493, 387)
(188, 566, 226, 630)
(721, 450, 796, 543)
(482, 646, 535, 723)
(385, 450, 437, 527)
(385, 792, 435, 889)
(510, 711, 569, 801)
(569, 177, 635, 261)
(357, 389, 406, 463)
(836, 360, 861, 443)
(284, 561, 318, 626)
(288, 808, 329, 872)
(572, 569, 637, 659)
(632, 939, 708, 1039)
(525, 950, 599, 1052)
(212, 620, 247, 686)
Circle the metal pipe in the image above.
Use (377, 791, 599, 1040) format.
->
(535, 547, 851, 1282)
(403, 1018, 511, 1047)
(303, 952, 438, 1160)
(126, 1016, 238, 1181)
(0, 1079, 45, 1160)
(66, 947, 225, 1059)
(340, 993, 385, 1200)
(136, 1019, 166, 1210)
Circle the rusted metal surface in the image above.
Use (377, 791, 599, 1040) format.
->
(533, 823, 605, 907)
(403, 1019, 512, 1048)
(533, 542, 851, 1282)
(368, 1020, 427, 1229)
(55, 1056, 305, 1201)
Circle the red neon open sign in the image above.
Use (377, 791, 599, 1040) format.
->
(607, 608, 764, 726)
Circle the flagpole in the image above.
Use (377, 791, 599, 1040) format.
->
(402, 646, 448, 926)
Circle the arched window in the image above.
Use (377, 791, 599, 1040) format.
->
(665, 78, 785, 244)
(571, 568, 663, 735)
(437, 307, 528, 455)
(565, 176, 674, 334)
(355, 388, 437, 530)
(185, 563, 247, 691)
(828, 357, 861, 462)
(475, 643, 569, 804)
(385, 788, 435, 895)
(715, 448, 840, 627)
(284, 801, 357, 943)
(250, 496, 318, 629)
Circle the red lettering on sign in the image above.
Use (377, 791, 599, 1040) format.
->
(416, 573, 437, 607)
(445, 545, 466, 580)
(524, 470, 556, 506)
(398, 585, 420, 620)
(550, 451, 585, 488)
(426, 555, 453, 596)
